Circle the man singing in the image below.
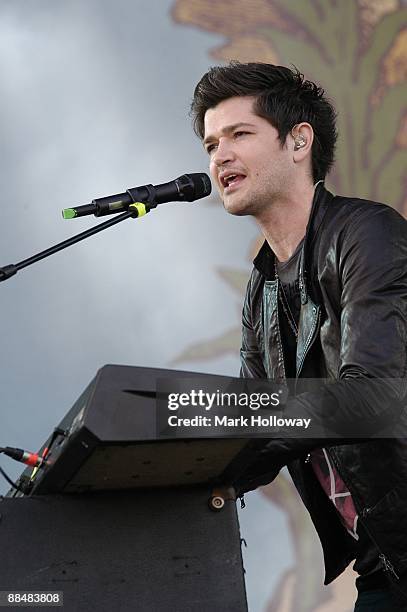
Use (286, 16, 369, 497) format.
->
(191, 62, 407, 610)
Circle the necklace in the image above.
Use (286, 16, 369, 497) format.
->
(274, 260, 299, 340)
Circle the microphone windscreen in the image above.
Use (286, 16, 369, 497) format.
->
(179, 173, 212, 201)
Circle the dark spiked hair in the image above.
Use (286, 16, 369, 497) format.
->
(191, 62, 337, 182)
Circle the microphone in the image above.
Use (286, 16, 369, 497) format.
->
(62, 173, 211, 219)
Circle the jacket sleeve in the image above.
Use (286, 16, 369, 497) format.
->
(235, 205, 407, 493)
(302, 204, 407, 432)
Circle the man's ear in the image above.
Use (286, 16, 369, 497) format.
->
(291, 123, 314, 162)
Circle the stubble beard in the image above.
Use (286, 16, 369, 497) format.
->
(222, 181, 273, 218)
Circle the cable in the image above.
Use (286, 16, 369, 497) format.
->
(0, 446, 50, 494)
(0, 446, 48, 467)
(0, 465, 26, 493)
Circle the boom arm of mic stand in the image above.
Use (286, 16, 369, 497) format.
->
(0, 203, 149, 283)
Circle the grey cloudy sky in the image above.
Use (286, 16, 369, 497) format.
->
(0, 0, 256, 445)
(0, 3, 302, 608)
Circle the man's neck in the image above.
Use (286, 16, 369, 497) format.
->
(255, 182, 316, 262)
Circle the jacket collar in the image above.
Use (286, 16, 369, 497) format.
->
(253, 183, 334, 302)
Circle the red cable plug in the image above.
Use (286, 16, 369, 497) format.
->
(3, 446, 48, 468)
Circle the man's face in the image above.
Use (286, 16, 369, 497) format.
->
(203, 96, 293, 216)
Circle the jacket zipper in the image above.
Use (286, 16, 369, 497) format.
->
(379, 553, 400, 580)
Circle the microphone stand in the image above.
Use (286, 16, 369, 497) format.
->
(0, 204, 149, 283)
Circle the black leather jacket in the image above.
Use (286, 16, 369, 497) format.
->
(239, 184, 407, 594)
